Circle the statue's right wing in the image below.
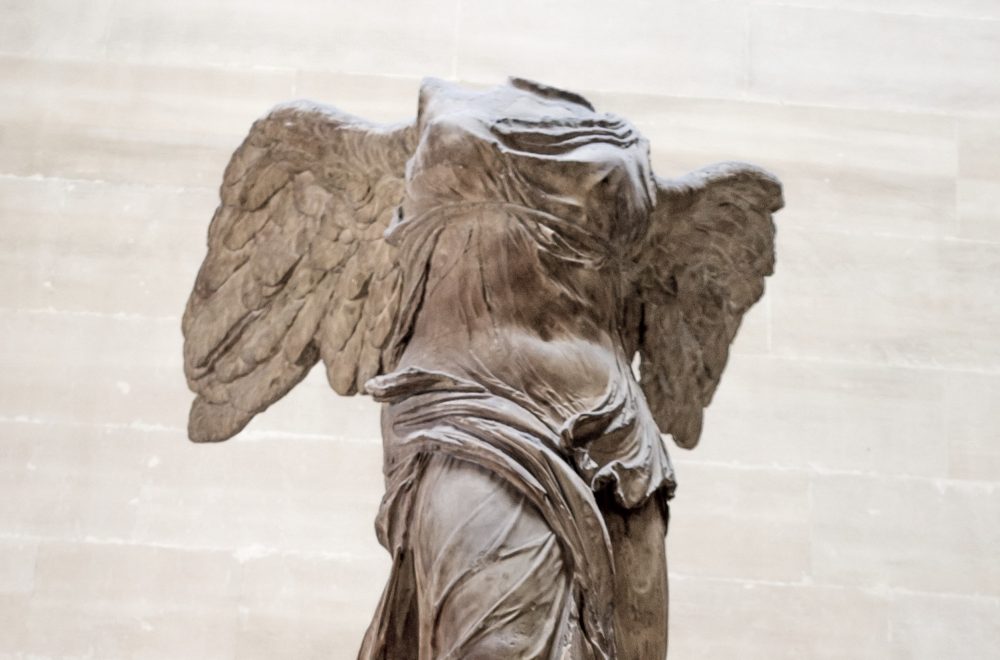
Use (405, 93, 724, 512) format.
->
(182, 101, 416, 442)
(632, 162, 783, 450)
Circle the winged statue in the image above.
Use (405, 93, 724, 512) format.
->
(182, 77, 783, 659)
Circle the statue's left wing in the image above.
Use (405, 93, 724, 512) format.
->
(182, 101, 415, 442)
(631, 162, 783, 449)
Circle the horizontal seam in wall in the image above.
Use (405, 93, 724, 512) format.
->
(1, 416, 994, 490)
(3, 530, 997, 604)
(671, 456, 999, 491)
(748, 1, 1000, 23)
(0, 415, 380, 447)
(0, 172, 216, 194)
(5, 305, 998, 378)
(778, 223, 1000, 247)
(0, 531, 366, 564)
(5, 53, 1000, 122)
(666, 570, 1000, 603)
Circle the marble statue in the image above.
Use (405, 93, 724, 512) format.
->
(182, 77, 783, 659)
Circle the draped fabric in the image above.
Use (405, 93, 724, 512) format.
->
(388, 453, 583, 659)
(360, 371, 618, 659)
(180, 75, 778, 659)
(382, 76, 676, 511)
(359, 78, 675, 658)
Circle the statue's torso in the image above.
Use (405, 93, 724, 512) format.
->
(382, 78, 674, 504)
(398, 78, 652, 403)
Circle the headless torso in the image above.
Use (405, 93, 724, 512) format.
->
(390, 78, 674, 507)
(364, 78, 672, 659)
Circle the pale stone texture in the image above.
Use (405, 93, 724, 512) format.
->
(1, 0, 999, 658)
(752, 0, 1000, 21)
(668, 577, 892, 660)
(103, 0, 456, 76)
(811, 474, 1000, 596)
(0, 540, 37, 595)
(958, 117, 1000, 241)
(0, 177, 212, 317)
(235, 553, 390, 660)
(1, 423, 144, 541)
(0, 56, 295, 187)
(0, 0, 117, 59)
(695, 356, 952, 477)
(25, 541, 240, 659)
(945, 372, 1000, 482)
(457, 0, 749, 99)
(887, 592, 1000, 660)
(771, 228, 1000, 371)
(666, 462, 811, 582)
(749, 5, 1000, 113)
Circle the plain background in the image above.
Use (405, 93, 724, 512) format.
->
(1, 0, 998, 658)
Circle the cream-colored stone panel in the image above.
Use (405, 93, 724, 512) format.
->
(0, 594, 30, 652)
(0, 310, 185, 424)
(0, 415, 389, 655)
(0, 56, 294, 186)
(0, 419, 382, 557)
(0, 57, 295, 138)
(752, 0, 1000, 20)
(0, 437, 34, 540)
(133, 427, 385, 557)
(457, 0, 749, 99)
(959, 180, 1000, 243)
(0, 0, 116, 60)
(811, 474, 1000, 596)
(25, 541, 239, 659)
(0, 540, 37, 595)
(0, 57, 418, 137)
(887, 592, 1000, 660)
(0, 121, 230, 188)
(958, 117, 1000, 241)
(667, 463, 811, 582)
(749, 6, 1000, 113)
(668, 577, 891, 660)
(0, 177, 212, 316)
(692, 355, 950, 478)
(945, 371, 1000, 482)
(0, 177, 211, 259)
(770, 228, 1000, 371)
(0, 423, 143, 542)
(103, 0, 455, 76)
(1, 424, 393, 658)
(235, 552, 389, 659)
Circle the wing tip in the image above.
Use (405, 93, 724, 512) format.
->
(669, 411, 704, 450)
(187, 396, 250, 443)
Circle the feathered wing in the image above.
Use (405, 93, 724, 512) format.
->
(633, 162, 783, 449)
(182, 101, 416, 442)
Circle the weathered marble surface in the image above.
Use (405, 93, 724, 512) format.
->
(179, 77, 781, 657)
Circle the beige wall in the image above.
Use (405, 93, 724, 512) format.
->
(2, 1, 999, 658)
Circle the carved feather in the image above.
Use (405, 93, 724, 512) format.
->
(182, 101, 416, 442)
(635, 162, 783, 449)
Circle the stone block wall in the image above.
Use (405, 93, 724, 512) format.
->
(2, 1, 998, 657)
